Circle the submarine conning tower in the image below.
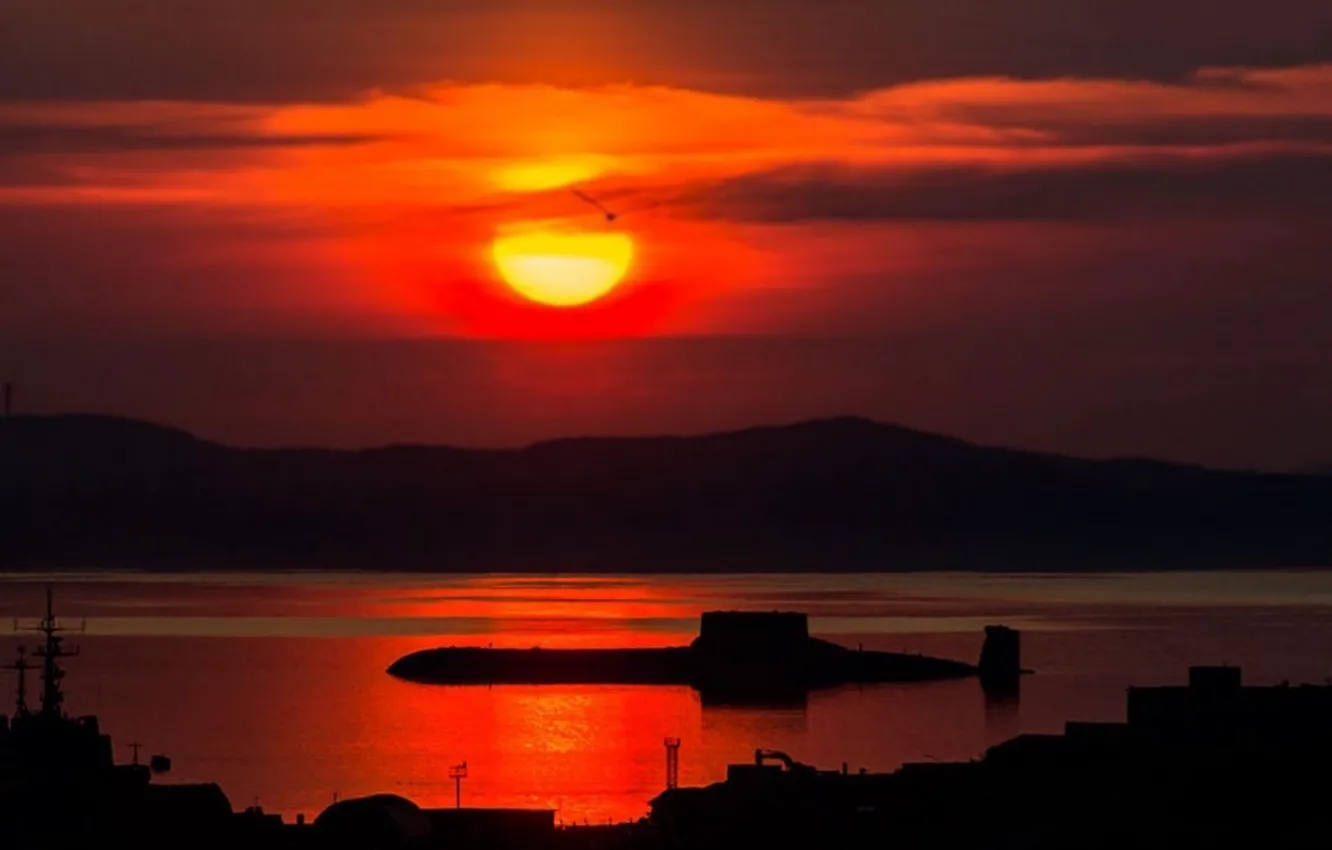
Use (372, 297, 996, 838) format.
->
(978, 625, 1022, 692)
(691, 611, 810, 655)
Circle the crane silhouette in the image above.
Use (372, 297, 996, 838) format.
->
(570, 188, 658, 223)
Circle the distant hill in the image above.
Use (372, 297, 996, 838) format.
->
(1, 414, 1329, 571)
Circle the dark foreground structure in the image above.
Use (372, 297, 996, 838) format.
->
(389, 611, 1024, 701)
(649, 665, 1332, 849)
(0, 589, 567, 850)
(5, 591, 1332, 849)
(1, 588, 240, 848)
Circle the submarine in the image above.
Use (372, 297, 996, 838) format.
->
(388, 612, 1023, 700)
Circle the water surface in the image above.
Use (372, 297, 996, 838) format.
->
(2, 571, 1330, 822)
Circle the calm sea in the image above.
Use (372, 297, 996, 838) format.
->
(2, 571, 1331, 823)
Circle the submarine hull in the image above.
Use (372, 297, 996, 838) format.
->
(388, 629, 985, 693)
(388, 647, 695, 686)
(387, 644, 977, 690)
(387, 612, 1015, 696)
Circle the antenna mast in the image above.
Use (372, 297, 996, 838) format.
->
(5, 646, 31, 716)
(664, 737, 681, 789)
(448, 762, 468, 809)
(22, 584, 82, 718)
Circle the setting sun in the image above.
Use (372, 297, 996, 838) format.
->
(492, 230, 635, 307)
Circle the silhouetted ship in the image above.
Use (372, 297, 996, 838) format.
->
(387, 612, 1024, 700)
(0, 587, 236, 848)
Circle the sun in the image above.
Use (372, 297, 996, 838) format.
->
(492, 230, 634, 307)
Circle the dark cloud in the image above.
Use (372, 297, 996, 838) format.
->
(2, 0, 1330, 102)
(0, 160, 75, 188)
(687, 151, 1332, 224)
(979, 115, 1332, 149)
(0, 124, 380, 157)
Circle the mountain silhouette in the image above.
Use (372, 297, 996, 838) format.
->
(2, 414, 1329, 571)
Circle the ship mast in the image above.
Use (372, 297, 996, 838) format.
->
(27, 584, 80, 718)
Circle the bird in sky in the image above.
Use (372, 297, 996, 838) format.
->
(570, 188, 659, 223)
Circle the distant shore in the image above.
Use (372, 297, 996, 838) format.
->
(5, 414, 1331, 573)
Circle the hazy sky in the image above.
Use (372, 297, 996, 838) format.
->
(3, 1, 1331, 468)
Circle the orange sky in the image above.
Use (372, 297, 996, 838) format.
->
(3, 66, 1331, 339)
(2, 2, 1332, 466)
